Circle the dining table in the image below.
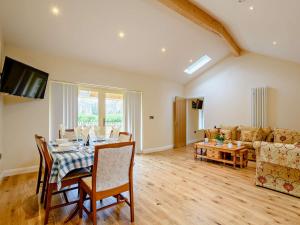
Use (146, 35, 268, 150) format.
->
(49, 138, 117, 190)
(48, 138, 120, 222)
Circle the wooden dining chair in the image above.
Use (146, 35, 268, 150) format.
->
(39, 138, 91, 225)
(118, 132, 132, 142)
(79, 142, 135, 225)
(59, 128, 75, 140)
(109, 128, 119, 138)
(34, 134, 47, 203)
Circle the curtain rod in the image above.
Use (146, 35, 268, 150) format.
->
(50, 79, 142, 93)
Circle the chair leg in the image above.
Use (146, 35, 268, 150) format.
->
(36, 159, 43, 194)
(44, 185, 53, 225)
(41, 168, 48, 204)
(92, 197, 97, 225)
(129, 186, 134, 222)
(79, 186, 85, 219)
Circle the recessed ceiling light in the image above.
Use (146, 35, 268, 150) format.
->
(118, 31, 125, 38)
(51, 6, 60, 16)
(189, 59, 193, 63)
(184, 55, 212, 75)
(249, 6, 254, 10)
(161, 48, 166, 53)
(272, 41, 277, 45)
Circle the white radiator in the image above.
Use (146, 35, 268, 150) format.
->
(251, 87, 268, 128)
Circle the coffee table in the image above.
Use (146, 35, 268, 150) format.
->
(194, 142, 247, 168)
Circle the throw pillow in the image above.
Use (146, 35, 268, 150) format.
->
(220, 129, 232, 140)
(220, 125, 238, 140)
(240, 130, 255, 142)
(252, 128, 264, 141)
(205, 129, 219, 139)
(261, 127, 272, 141)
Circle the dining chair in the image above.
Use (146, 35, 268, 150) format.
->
(34, 134, 47, 203)
(39, 138, 91, 225)
(109, 128, 119, 138)
(118, 132, 132, 142)
(59, 128, 75, 140)
(79, 142, 135, 225)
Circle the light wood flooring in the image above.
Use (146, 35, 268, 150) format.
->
(0, 145, 300, 225)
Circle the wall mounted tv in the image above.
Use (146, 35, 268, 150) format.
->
(0, 57, 49, 99)
(192, 99, 203, 109)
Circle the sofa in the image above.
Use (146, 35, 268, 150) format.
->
(255, 142, 300, 197)
(204, 126, 300, 161)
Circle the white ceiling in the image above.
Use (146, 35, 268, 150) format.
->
(0, 0, 230, 84)
(193, 0, 300, 64)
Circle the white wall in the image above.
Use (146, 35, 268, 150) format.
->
(185, 52, 300, 130)
(2, 45, 183, 171)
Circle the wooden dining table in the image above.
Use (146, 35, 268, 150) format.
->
(49, 138, 118, 189)
(49, 138, 119, 222)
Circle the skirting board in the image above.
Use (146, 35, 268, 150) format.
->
(142, 145, 174, 154)
(0, 165, 38, 181)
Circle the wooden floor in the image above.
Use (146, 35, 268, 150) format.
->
(1, 145, 300, 225)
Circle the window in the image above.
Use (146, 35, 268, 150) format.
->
(105, 93, 124, 136)
(198, 109, 204, 130)
(184, 55, 212, 75)
(78, 89, 99, 126)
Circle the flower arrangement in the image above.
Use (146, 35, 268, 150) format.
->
(215, 133, 225, 145)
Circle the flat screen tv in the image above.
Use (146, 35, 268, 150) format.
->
(192, 99, 203, 109)
(0, 57, 49, 99)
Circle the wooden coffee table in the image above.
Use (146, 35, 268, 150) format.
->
(194, 142, 247, 168)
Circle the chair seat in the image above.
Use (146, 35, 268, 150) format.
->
(63, 168, 91, 181)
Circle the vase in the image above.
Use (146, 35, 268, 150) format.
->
(216, 140, 224, 146)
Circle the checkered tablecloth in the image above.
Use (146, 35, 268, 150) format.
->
(49, 146, 94, 190)
(48, 139, 118, 190)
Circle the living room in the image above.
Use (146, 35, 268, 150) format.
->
(0, 0, 300, 225)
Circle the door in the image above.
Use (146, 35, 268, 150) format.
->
(174, 96, 186, 148)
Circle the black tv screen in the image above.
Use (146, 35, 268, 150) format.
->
(0, 57, 49, 99)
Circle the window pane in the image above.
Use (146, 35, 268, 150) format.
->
(105, 93, 123, 136)
(78, 90, 99, 126)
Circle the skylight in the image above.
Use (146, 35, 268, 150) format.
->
(184, 55, 212, 75)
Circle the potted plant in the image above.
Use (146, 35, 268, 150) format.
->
(215, 133, 225, 146)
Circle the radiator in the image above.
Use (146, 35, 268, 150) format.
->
(251, 87, 268, 128)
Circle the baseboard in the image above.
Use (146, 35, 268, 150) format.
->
(0, 165, 38, 180)
(142, 145, 174, 154)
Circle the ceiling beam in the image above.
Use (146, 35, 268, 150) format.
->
(158, 0, 241, 56)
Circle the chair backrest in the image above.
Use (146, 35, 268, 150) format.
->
(34, 134, 44, 156)
(59, 129, 75, 140)
(118, 132, 132, 142)
(92, 142, 135, 193)
(39, 138, 53, 172)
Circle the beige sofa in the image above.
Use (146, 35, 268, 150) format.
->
(255, 142, 300, 197)
(204, 126, 300, 161)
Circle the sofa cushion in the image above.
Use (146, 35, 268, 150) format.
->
(240, 130, 255, 142)
(252, 128, 264, 141)
(220, 129, 232, 140)
(204, 129, 219, 139)
(274, 129, 295, 144)
(262, 127, 272, 141)
(220, 125, 238, 140)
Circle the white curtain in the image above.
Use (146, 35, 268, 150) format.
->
(124, 91, 142, 153)
(50, 82, 78, 140)
(251, 87, 268, 128)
